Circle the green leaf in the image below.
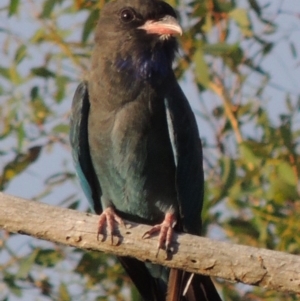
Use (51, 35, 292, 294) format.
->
(267, 178, 298, 204)
(0, 66, 10, 80)
(213, 1, 234, 13)
(58, 283, 71, 301)
(31, 67, 55, 78)
(192, 2, 209, 17)
(30, 86, 39, 99)
(245, 141, 271, 158)
(249, 0, 261, 16)
(229, 8, 253, 37)
(42, 0, 57, 18)
(8, 0, 20, 16)
(277, 162, 297, 186)
(131, 285, 142, 301)
(68, 200, 80, 210)
(0, 64, 23, 84)
(239, 143, 261, 167)
(289, 42, 297, 59)
(1, 146, 42, 189)
(17, 121, 25, 151)
(52, 124, 69, 134)
(14, 45, 27, 65)
(16, 250, 38, 279)
(202, 14, 213, 33)
(35, 249, 63, 267)
(55, 76, 68, 103)
(30, 92, 52, 124)
(193, 48, 210, 87)
(82, 9, 99, 43)
(279, 121, 293, 151)
(38, 277, 53, 297)
(202, 43, 241, 58)
(228, 218, 259, 239)
(75, 252, 112, 286)
(9, 64, 23, 84)
(236, 103, 253, 117)
(4, 272, 22, 297)
(221, 157, 236, 190)
(30, 29, 46, 44)
(262, 42, 273, 55)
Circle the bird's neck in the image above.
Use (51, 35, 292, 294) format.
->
(89, 45, 175, 109)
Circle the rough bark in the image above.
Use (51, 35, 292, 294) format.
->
(0, 192, 299, 294)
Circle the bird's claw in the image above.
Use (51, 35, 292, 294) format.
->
(142, 212, 176, 257)
(97, 207, 124, 244)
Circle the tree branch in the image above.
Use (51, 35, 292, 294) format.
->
(0, 192, 299, 294)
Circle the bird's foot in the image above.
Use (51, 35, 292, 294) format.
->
(142, 212, 176, 257)
(97, 206, 124, 244)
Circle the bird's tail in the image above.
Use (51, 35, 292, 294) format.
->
(118, 256, 167, 301)
(167, 269, 222, 301)
(119, 257, 222, 301)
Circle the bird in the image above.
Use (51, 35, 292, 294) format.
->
(70, 0, 222, 300)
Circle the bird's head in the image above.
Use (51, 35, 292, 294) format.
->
(94, 0, 182, 80)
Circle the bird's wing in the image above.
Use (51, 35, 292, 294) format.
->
(70, 81, 102, 214)
(165, 79, 222, 301)
(70, 83, 167, 300)
(165, 79, 204, 235)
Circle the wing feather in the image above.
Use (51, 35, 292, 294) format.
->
(165, 79, 203, 235)
(70, 82, 102, 213)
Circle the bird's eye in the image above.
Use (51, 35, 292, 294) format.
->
(120, 8, 135, 23)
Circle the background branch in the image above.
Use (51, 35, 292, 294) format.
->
(0, 192, 299, 294)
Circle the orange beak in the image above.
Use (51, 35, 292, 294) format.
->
(138, 15, 182, 36)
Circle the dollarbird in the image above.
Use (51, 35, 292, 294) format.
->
(70, 0, 222, 300)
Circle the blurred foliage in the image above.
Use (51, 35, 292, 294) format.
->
(0, 0, 300, 300)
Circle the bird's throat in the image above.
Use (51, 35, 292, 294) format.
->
(115, 47, 173, 82)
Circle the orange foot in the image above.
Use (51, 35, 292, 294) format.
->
(97, 206, 124, 244)
(142, 212, 176, 256)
